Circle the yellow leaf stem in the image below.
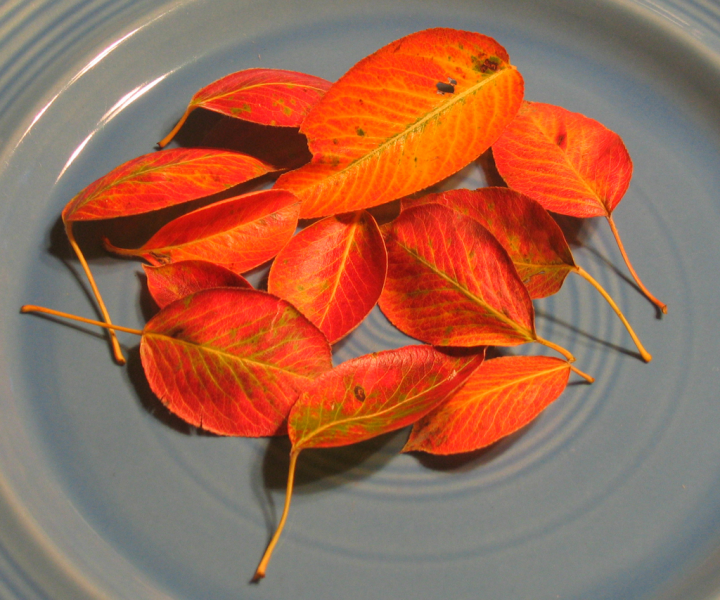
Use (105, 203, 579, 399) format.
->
(253, 448, 300, 581)
(575, 266, 652, 362)
(606, 215, 667, 314)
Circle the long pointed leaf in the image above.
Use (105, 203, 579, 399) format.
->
(106, 190, 300, 274)
(276, 28, 524, 218)
(289, 346, 484, 451)
(62, 148, 274, 222)
(403, 355, 570, 454)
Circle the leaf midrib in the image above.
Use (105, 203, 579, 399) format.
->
(145, 330, 317, 379)
(394, 236, 533, 341)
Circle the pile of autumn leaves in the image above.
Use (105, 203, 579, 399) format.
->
(26, 28, 664, 578)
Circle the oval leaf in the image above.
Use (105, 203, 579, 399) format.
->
(276, 27, 524, 218)
(105, 190, 300, 274)
(289, 346, 485, 451)
(140, 288, 333, 436)
(144, 260, 252, 308)
(403, 355, 570, 454)
(62, 148, 274, 222)
(379, 203, 536, 347)
(268, 211, 387, 343)
(160, 69, 332, 147)
(189, 68, 331, 125)
(492, 101, 632, 218)
(402, 187, 576, 298)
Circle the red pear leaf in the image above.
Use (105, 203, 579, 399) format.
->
(275, 27, 524, 218)
(62, 148, 274, 222)
(403, 355, 570, 454)
(267, 211, 387, 343)
(289, 345, 485, 451)
(253, 344, 484, 579)
(492, 101, 666, 313)
(140, 288, 333, 436)
(143, 260, 252, 309)
(379, 203, 537, 347)
(402, 188, 653, 360)
(402, 187, 576, 298)
(159, 69, 332, 148)
(105, 189, 300, 274)
(492, 101, 632, 218)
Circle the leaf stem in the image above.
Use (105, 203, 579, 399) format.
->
(569, 364, 595, 383)
(575, 266, 652, 362)
(158, 106, 193, 149)
(66, 222, 126, 364)
(21, 305, 143, 336)
(253, 448, 300, 581)
(606, 215, 667, 314)
(535, 336, 575, 363)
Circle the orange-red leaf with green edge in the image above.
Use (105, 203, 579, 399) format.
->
(402, 187, 576, 298)
(140, 288, 332, 436)
(159, 69, 332, 147)
(144, 260, 252, 309)
(267, 211, 387, 343)
(62, 148, 274, 222)
(379, 203, 536, 347)
(275, 27, 524, 218)
(492, 101, 632, 218)
(403, 355, 570, 454)
(105, 190, 300, 274)
(289, 345, 485, 451)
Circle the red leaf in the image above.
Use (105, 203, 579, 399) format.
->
(403, 355, 570, 454)
(144, 260, 252, 309)
(105, 189, 300, 274)
(492, 101, 666, 313)
(275, 28, 524, 218)
(402, 187, 576, 298)
(379, 203, 537, 347)
(140, 288, 332, 436)
(268, 211, 387, 343)
(492, 101, 632, 218)
(159, 68, 331, 147)
(289, 346, 485, 451)
(62, 148, 273, 222)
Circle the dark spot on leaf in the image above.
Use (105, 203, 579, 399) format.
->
(354, 386, 366, 402)
(356, 127, 365, 136)
(448, 78, 457, 86)
(436, 81, 455, 94)
(556, 128, 568, 150)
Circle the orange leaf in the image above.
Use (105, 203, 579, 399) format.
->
(105, 190, 299, 274)
(492, 101, 632, 218)
(403, 355, 570, 454)
(276, 28, 524, 218)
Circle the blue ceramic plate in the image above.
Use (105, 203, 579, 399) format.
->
(1, 0, 720, 598)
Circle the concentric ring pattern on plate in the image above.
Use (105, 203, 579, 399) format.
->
(1, 0, 720, 599)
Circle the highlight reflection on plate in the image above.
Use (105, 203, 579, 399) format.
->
(1, 1, 720, 599)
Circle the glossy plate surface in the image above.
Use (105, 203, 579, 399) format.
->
(1, 0, 720, 598)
